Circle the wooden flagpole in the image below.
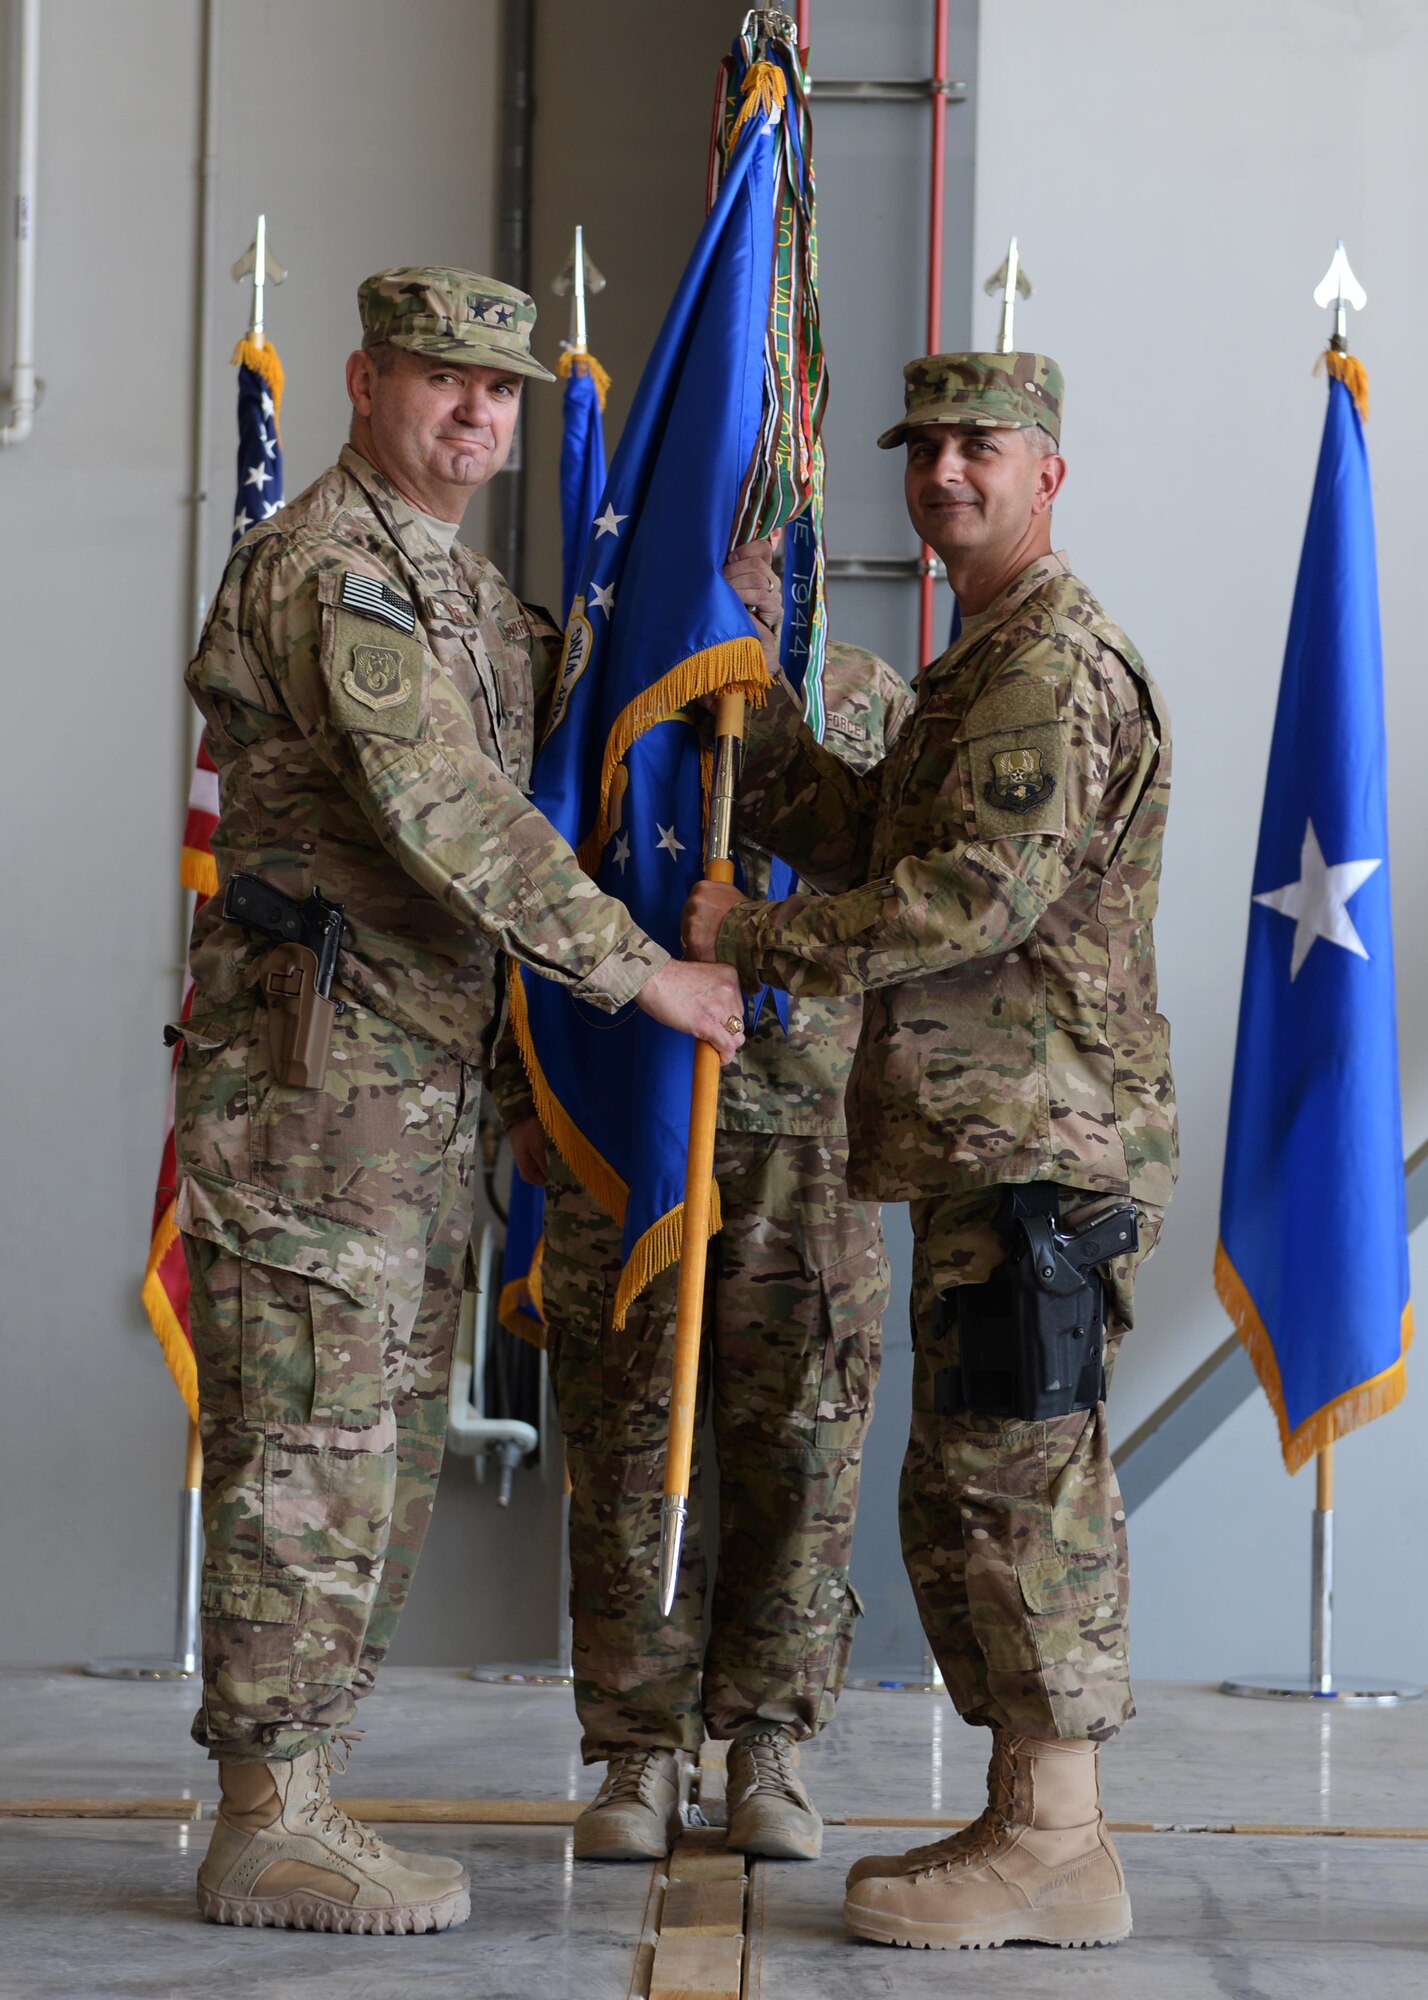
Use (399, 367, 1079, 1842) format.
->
(658, 690, 746, 1615)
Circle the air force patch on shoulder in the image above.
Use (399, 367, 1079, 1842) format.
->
(986, 745, 1056, 813)
(344, 644, 410, 711)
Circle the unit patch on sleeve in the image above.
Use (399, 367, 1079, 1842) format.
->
(328, 602, 427, 740)
(961, 679, 1066, 838)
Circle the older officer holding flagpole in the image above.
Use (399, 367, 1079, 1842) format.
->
(175, 267, 746, 1937)
(684, 343, 1176, 1952)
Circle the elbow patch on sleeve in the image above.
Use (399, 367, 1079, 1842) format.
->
(959, 681, 1066, 839)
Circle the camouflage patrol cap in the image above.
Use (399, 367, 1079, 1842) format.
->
(358, 267, 556, 382)
(877, 352, 1063, 448)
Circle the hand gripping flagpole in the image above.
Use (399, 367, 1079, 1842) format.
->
(1222, 246, 1417, 1708)
(658, 688, 746, 1616)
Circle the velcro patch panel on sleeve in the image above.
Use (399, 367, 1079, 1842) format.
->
(340, 571, 417, 635)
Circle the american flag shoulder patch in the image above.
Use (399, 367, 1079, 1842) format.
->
(340, 571, 417, 635)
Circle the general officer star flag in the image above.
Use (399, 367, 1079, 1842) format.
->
(1216, 355, 1412, 1473)
(142, 330, 286, 1414)
(510, 33, 822, 1325)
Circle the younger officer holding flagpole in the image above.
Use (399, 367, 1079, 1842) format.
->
(685, 353, 1176, 1952)
(175, 268, 751, 1936)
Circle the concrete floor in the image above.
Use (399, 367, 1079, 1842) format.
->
(1, 1668, 1424, 1998)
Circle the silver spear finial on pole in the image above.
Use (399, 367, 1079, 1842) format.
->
(232, 213, 287, 349)
(983, 235, 1033, 353)
(1314, 241, 1366, 354)
(552, 226, 606, 353)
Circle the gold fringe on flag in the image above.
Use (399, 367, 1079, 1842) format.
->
(731, 57, 787, 141)
(576, 635, 769, 872)
(180, 845, 218, 899)
(611, 1185, 724, 1332)
(141, 1202, 200, 1421)
(1316, 347, 1370, 423)
(498, 1231, 547, 1350)
(508, 964, 628, 1227)
(507, 964, 725, 1330)
(231, 335, 286, 439)
(1214, 1239, 1412, 1475)
(557, 346, 613, 413)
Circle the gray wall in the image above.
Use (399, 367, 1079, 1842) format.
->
(971, 0, 1428, 1683)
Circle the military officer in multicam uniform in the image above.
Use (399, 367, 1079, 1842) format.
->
(498, 643, 912, 1865)
(685, 353, 1176, 1951)
(174, 268, 747, 1936)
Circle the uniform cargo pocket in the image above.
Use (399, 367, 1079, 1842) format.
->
(199, 1574, 303, 1732)
(178, 1168, 387, 1429)
(814, 1245, 887, 1450)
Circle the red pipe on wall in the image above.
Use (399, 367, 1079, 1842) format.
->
(920, 0, 950, 665)
(796, 0, 811, 56)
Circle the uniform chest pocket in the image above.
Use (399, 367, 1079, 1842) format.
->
(880, 705, 972, 853)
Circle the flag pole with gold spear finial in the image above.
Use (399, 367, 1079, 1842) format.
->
(656, 12, 795, 1615)
(984, 233, 1033, 353)
(658, 687, 745, 1615)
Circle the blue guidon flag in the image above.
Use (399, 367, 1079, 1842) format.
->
(498, 341, 612, 1345)
(509, 26, 823, 1326)
(1216, 354, 1413, 1472)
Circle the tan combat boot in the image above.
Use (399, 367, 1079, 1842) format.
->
(843, 1734, 1130, 1950)
(197, 1747, 470, 1932)
(573, 1749, 683, 1861)
(725, 1724, 822, 1860)
(844, 1725, 1021, 1891)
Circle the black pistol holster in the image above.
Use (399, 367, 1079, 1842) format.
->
(933, 1186, 1139, 1421)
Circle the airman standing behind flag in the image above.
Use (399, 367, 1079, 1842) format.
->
(685, 351, 1176, 1952)
(173, 266, 746, 1938)
(512, 639, 910, 1864)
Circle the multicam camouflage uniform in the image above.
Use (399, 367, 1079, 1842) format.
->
(527, 647, 911, 1762)
(717, 361, 1176, 1741)
(175, 271, 669, 1763)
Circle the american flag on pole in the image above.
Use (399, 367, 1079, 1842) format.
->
(141, 333, 286, 1411)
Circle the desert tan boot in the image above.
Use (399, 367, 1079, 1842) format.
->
(197, 1748, 470, 1933)
(573, 1749, 682, 1861)
(844, 1725, 1020, 1891)
(843, 1734, 1131, 1950)
(726, 1725, 822, 1860)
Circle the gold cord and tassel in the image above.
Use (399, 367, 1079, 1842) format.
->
(1317, 347, 1369, 423)
(231, 335, 286, 438)
(557, 347, 613, 412)
(731, 58, 787, 141)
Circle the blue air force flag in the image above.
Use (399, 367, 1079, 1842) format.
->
(509, 103, 780, 1327)
(1216, 368, 1412, 1472)
(498, 347, 614, 1346)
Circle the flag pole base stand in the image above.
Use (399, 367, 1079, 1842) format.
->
(1220, 1673, 1421, 1706)
(85, 1483, 203, 1682)
(469, 1660, 573, 1687)
(83, 1657, 198, 1682)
